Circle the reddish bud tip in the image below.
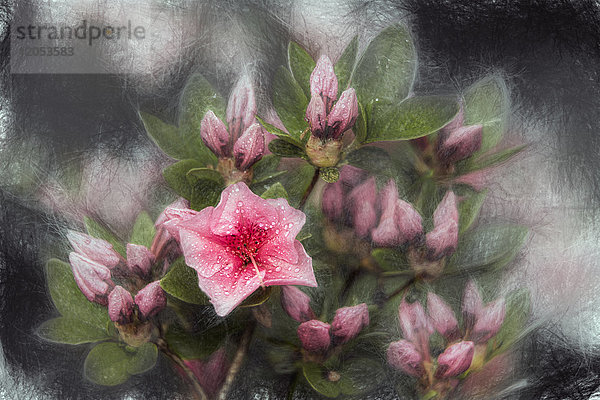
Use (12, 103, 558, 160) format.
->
(297, 320, 331, 353)
(126, 243, 155, 277)
(348, 177, 378, 238)
(69, 252, 113, 305)
(201, 110, 231, 158)
(438, 124, 483, 164)
(226, 75, 257, 143)
(310, 55, 338, 106)
(396, 199, 423, 243)
(331, 303, 370, 344)
(233, 123, 265, 171)
(435, 341, 475, 379)
(387, 340, 424, 377)
(462, 280, 484, 331)
(305, 94, 327, 138)
(326, 88, 358, 140)
(426, 191, 459, 259)
(427, 292, 460, 341)
(281, 286, 315, 322)
(371, 180, 401, 247)
(135, 281, 166, 319)
(472, 299, 506, 343)
(67, 230, 120, 269)
(322, 181, 344, 222)
(399, 299, 434, 355)
(108, 285, 134, 324)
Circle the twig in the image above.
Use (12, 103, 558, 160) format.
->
(299, 168, 320, 209)
(157, 338, 208, 400)
(217, 322, 256, 400)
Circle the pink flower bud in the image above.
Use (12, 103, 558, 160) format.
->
(399, 299, 434, 355)
(126, 243, 155, 277)
(201, 110, 231, 158)
(297, 320, 331, 353)
(281, 286, 315, 322)
(160, 207, 199, 242)
(326, 88, 358, 140)
(310, 55, 338, 107)
(322, 181, 344, 221)
(387, 340, 424, 377)
(184, 348, 229, 397)
(108, 286, 134, 324)
(226, 75, 257, 143)
(438, 125, 483, 164)
(305, 94, 327, 138)
(331, 303, 370, 344)
(155, 198, 189, 227)
(67, 230, 120, 269)
(427, 292, 460, 341)
(339, 165, 367, 187)
(426, 191, 459, 259)
(135, 281, 166, 319)
(371, 180, 401, 247)
(348, 177, 378, 238)
(69, 252, 113, 305)
(462, 280, 484, 331)
(472, 299, 506, 343)
(233, 123, 265, 171)
(435, 341, 475, 379)
(396, 200, 423, 243)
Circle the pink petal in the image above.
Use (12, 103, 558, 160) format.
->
(438, 125, 482, 163)
(427, 292, 460, 341)
(259, 197, 307, 264)
(348, 177, 378, 238)
(297, 320, 331, 353)
(472, 299, 506, 343)
(126, 243, 155, 277)
(196, 261, 264, 317)
(462, 280, 484, 331)
(179, 228, 243, 278)
(227, 74, 257, 143)
(331, 303, 370, 344)
(387, 340, 424, 377)
(339, 165, 367, 187)
(260, 241, 317, 287)
(160, 206, 200, 242)
(280, 286, 315, 322)
(310, 55, 338, 105)
(67, 230, 120, 269)
(435, 341, 475, 379)
(305, 94, 327, 138)
(426, 191, 459, 259)
(201, 110, 232, 158)
(135, 281, 166, 319)
(233, 123, 265, 171)
(155, 198, 189, 227)
(69, 252, 113, 304)
(326, 88, 358, 140)
(371, 180, 401, 246)
(108, 286, 134, 324)
(322, 181, 344, 221)
(396, 200, 423, 243)
(399, 299, 433, 355)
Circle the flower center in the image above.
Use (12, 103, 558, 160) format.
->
(225, 223, 271, 276)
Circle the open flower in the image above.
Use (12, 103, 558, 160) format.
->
(171, 182, 317, 316)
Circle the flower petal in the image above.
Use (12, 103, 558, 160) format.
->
(259, 198, 306, 264)
(261, 241, 317, 287)
(179, 228, 243, 278)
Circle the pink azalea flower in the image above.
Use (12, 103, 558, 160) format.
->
(174, 182, 317, 316)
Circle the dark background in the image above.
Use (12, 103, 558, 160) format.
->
(1, 0, 600, 398)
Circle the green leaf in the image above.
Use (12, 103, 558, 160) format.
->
(186, 168, 224, 210)
(338, 357, 385, 395)
(366, 96, 459, 143)
(251, 154, 285, 185)
(186, 167, 225, 185)
(84, 217, 126, 257)
(447, 225, 528, 274)
(139, 112, 192, 160)
(345, 146, 393, 176)
(178, 74, 224, 165)
(458, 189, 488, 234)
(371, 248, 410, 272)
(319, 167, 339, 183)
(272, 66, 309, 138)
(256, 116, 304, 147)
(353, 101, 368, 143)
(268, 139, 306, 159)
(239, 286, 273, 308)
(289, 42, 316, 98)
(165, 324, 225, 360)
(353, 25, 416, 103)
(160, 258, 209, 305)
(45, 259, 110, 329)
(488, 289, 531, 358)
(463, 75, 510, 154)
(463, 145, 526, 173)
(261, 182, 289, 200)
(37, 317, 110, 345)
(278, 162, 317, 208)
(303, 363, 340, 398)
(129, 211, 156, 248)
(163, 159, 205, 199)
(335, 36, 358, 90)
(84, 342, 157, 386)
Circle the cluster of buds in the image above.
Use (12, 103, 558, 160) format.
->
(67, 210, 178, 345)
(305, 56, 358, 167)
(386, 281, 505, 397)
(201, 75, 266, 183)
(281, 286, 369, 356)
(436, 109, 483, 165)
(323, 166, 459, 276)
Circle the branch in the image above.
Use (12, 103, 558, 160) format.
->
(217, 322, 256, 400)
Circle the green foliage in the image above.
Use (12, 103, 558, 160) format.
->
(139, 112, 193, 160)
(353, 25, 416, 104)
(320, 167, 340, 183)
(335, 36, 359, 90)
(251, 154, 285, 185)
(366, 96, 459, 143)
(256, 116, 304, 147)
(160, 258, 209, 305)
(272, 66, 309, 139)
(463, 75, 510, 154)
(487, 289, 532, 358)
(261, 182, 289, 200)
(84, 342, 157, 386)
(37, 317, 110, 345)
(371, 248, 411, 272)
(345, 146, 393, 177)
(165, 324, 226, 360)
(458, 189, 488, 234)
(268, 139, 307, 159)
(162, 160, 223, 210)
(129, 211, 156, 248)
(84, 217, 126, 257)
(458, 145, 526, 174)
(277, 162, 316, 208)
(289, 42, 316, 98)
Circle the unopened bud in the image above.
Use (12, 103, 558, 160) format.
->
(135, 281, 166, 319)
(67, 230, 120, 269)
(396, 200, 423, 243)
(462, 280, 484, 332)
(372, 180, 401, 247)
(305, 94, 327, 138)
(438, 125, 483, 164)
(108, 285, 134, 325)
(472, 299, 506, 343)
(69, 252, 114, 305)
(160, 207, 199, 242)
(126, 243, 155, 278)
(331, 303, 369, 344)
(297, 320, 331, 353)
(226, 75, 257, 143)
(348, 177, 378, 238)
(426, 191, 459, 259)
(427, 292, 460, 341)
(387, 339, 424, 377)
(281, 286, 315, 322)
(201, 110, 231, 158)
(233, 123, 265, 171)
(399, 299, 433, 355)
(310, 55, 338, 107)
(339, 165, 367, 187)
(326, 88, 358, 140)
(435, 341, 475, 379)
(322, 181, 344, 222)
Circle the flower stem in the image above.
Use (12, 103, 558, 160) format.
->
(299, 168, 320, 210)
(156, 337, 208, 400)
(217, 321, 256, 400)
